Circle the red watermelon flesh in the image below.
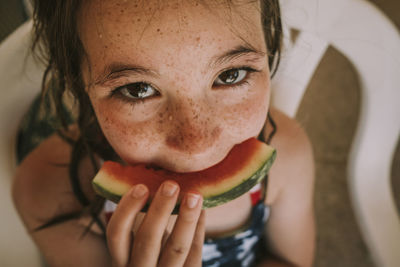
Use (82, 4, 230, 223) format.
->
(92, 138, 276, 210)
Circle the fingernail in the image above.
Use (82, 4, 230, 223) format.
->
(131, 184, 147, 198)
(162, 181, 178, 197)
(185, 193, 200, 209)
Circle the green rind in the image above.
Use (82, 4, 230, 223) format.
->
(203, 149, 276, 208)
(93, 182, 123, 203)
(93, 148, 277, 212)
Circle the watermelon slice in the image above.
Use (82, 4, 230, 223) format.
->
(92, 138, 276, 210)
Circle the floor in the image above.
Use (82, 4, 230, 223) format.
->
(1, 1, 399, 267)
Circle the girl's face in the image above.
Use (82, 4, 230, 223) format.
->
(79, 0, 270, 172)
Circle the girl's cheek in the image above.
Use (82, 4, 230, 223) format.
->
(218, 85, 270, 138)
(91, 99, 161, 158)
(227, 100, 268, 135)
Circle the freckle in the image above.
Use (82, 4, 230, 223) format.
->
(137, 18, 141, 22)
(117, 33, 121, 37)
(196, 37, 200, 42)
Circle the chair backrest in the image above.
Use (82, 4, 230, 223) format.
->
(271, 0, 400, 266)
(0, 20, 43, 267)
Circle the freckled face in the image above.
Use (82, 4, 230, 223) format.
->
(78, 0, 271, 172)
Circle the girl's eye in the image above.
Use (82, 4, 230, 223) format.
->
(114, 82, 159, 100)
(214, 69, 248, 86)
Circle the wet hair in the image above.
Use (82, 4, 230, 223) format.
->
(31, 0, 282, 234)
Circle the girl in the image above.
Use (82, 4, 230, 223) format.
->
(13, 0, 315, 266)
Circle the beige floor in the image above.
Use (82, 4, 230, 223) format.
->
(1, 1, 399, 267)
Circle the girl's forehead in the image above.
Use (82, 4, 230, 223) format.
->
(84, 0, 260, 12)
(79, 0, 262, 37)
(78, 0, 266, 77)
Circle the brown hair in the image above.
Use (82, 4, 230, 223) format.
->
(31, 0, 282, 234)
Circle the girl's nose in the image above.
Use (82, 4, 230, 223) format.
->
(165, 97, 221, 154)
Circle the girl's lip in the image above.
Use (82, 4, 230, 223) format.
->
(121, 138, 253, 173)
(149, 140, 249, 173)
(121, 146, 230, 173)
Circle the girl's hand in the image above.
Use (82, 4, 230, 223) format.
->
(107, 181, 205, 267)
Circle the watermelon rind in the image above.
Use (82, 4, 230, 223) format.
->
(202, 149, 276, 208)
(93, 180, 124, 204)
(92, 147, 276, 211)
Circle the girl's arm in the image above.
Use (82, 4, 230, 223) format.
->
(13, 134, 113, 266)
(13, 132, 204, 267)
(260, 109, 316, 267)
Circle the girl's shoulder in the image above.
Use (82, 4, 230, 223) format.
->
(264, 107, 314, 206)
(12, 125, 97, 231)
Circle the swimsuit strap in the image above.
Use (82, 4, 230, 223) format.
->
(257, 112, 277, 145)
(266, 112, 277, 145)
(257, 112, 277, 203)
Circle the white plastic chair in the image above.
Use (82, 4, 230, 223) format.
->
(271, 0, 400, 267)
(0, 20, 44, 267)
(1, 0, 399, 266)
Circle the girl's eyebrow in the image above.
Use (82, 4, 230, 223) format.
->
(210, 44, 267, 68)
(94, 44, 266, 86)
(94, 64, 160, 86)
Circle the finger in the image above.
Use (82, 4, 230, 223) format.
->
(130, 181, 179, 267)
(107, 184, 149, 267)
(161, 229, 172, 249)
(158, 192, 203, 267)
(183, 210, 206, 267)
